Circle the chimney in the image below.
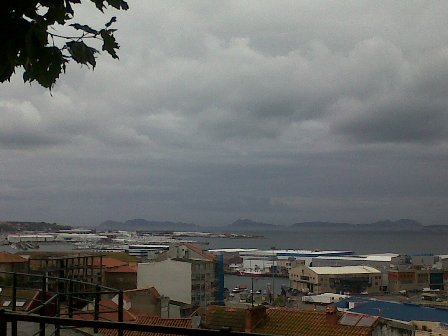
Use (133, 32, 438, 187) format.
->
(245, 306, 267, 332)
(325, 305, 339, 326)
(191, 315, 201, 329)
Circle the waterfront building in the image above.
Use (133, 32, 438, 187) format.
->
(311, 253, 403, 270)
(7, 234, 56, 243)
(289, 264, 382, 294)
(210, 248, 354, 276)
(55, 232, 109, 242)
(388, 269, 447, 292)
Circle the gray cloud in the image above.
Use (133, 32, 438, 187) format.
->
(1, 1, 448, 226)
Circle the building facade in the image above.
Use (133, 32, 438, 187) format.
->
(289, 265, 382, 294)
(388, 269, 447, 293)
(137, 258, 216, 308)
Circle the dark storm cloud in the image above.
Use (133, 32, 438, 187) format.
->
(334, 98, 448, 144)
(1, 1, 448, 226)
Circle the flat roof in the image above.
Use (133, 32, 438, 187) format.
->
(309, 266, 381, 275)
(208, 248, 258, 253)
(314, 254, 399, 262)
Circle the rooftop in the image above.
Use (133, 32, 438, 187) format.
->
(93, 257, 128, 269)
(336, 297, 448, 323)
(309, 266, 381, 275)
(0, 252, 27, 263)
(100, 315, 193, 336)
(205, 306, 246, 332)
(315, 254, 400, 262)
(254, 308, 372, 336)
(183, 243, 216, 261)
(205, 306, 375, 336)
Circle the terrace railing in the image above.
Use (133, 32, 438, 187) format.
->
(0, 271, 123, 336)
(0, 271, 269, 336)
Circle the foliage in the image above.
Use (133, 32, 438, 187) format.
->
(274, 295, 286, 307)
(0, 0, 128, 89)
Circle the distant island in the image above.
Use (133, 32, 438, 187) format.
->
(2, 218, 447, 233)
(96, 218, 448, 232)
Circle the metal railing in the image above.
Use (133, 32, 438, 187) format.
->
(0, 271, 123, 336)
(0, 309, 269, 336)
(0, 271, 270, 336)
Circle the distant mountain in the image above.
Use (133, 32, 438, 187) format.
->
(97, 219, 199, 231)
(0, 221, 71, 232)
(368, 219, 422, 230)
(98, 217, 441, 232)
(290, 219, 424, 231)
(228, 219, 280, 231)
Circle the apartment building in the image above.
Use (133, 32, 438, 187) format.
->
(137, 258, 216, 309)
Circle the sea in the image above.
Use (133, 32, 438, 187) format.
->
(202, 230, 448, 255)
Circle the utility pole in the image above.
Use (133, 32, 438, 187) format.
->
(271, 246, 276, 305)
(251, 277, 254, 308)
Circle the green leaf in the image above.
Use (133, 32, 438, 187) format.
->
(44, 2, 68, 25)
(100, 30, 119, 59)
(105, 16, 117, 28)
(22, 47, 68, 89)
(65, 0, 75, 17)
(106, 0, 129, 10)
(92, 0, 106, 11)
(70, 23, 98, 35)
(66, 41, 97, 68)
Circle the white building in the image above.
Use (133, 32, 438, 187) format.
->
(7, 234, 56, 243)
(137, 258, 216, 308)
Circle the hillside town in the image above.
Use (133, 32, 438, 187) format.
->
(1, 228, 448, 335)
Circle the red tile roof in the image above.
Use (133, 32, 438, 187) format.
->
(183, 243, 216, 261)
(124, 287, 161, 299)
(254, 308, 372, 336)
(0, 252, 27, 263)
(100, 315, 193, 336)
(205, 306, 246, 331)
(73, 299, 140, 322)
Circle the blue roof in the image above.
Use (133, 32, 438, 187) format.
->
(335, 297, 448, 323)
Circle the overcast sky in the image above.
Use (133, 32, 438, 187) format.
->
(1, 1, 448, 227)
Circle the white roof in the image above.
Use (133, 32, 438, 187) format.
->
(208, 248, 258, 253)
(315, 253, 399, 262)
(309, 266, 381, 275)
